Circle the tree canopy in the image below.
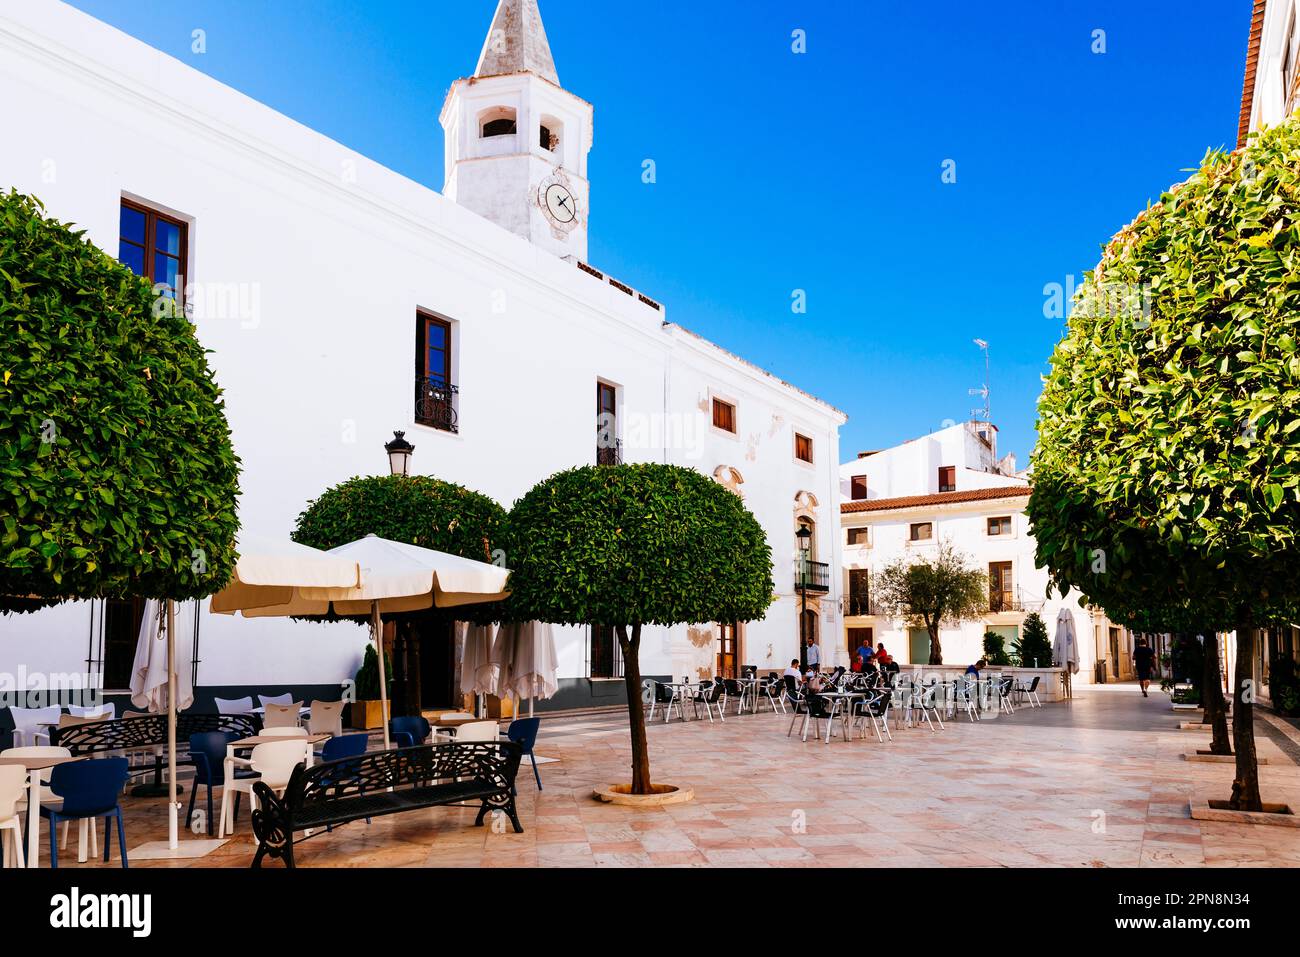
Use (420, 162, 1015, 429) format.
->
(0, 191, 239, 609)
(506, 464, 774, 628)
(874, 539, 986, 664)
(1028, 117, 1300, 810)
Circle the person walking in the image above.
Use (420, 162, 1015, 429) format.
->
(1134, 637, 1156, 697)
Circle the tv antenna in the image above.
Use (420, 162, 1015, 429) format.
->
(968, 338, 990, 422)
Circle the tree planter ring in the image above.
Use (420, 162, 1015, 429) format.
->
(593, 783, 694, 806)
(1189, 799, 1297, 827)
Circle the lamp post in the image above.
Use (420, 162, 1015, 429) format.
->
(384, 430, 415, 477)
(796, 524, 811, 671)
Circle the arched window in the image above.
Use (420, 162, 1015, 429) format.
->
(480, 108, 517, 138)
(539, 116, 562, 152)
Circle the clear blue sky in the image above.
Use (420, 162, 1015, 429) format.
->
(67, 0, 1253, 466)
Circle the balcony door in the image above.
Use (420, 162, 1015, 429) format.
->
(596, 381, 619, 464)
(988, 561, 1013, 611)
(716, 622, 740, 679)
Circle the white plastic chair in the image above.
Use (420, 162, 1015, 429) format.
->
(307, 700, 343, 738)
(69, 702, 117, 719)
(0, 764, 27, 868)
(262, 702, 303, 729)
(1, 745, 93, 858)
(258, 693, 294, 708)
(215, 696, 254, 715)
(9, 706, 60, 747)
(452, 720, 499, 743)
(260, 726, 308, 738)
(219, 740, 307, 838)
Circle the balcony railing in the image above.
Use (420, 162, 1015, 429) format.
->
(989, 593, 1022, 613)
(843, 594, 877, 617)
(415, 376, 459, 433)
(596, 438, 622, 466)
(795, 558, 830, 593)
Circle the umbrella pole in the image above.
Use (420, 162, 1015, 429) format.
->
(372, 602, 391, 750)
(166, 599, 179, 849)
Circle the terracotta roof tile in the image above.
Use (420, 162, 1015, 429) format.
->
(1238, 0, 1267, 148)
(841, 485, 1032, 514)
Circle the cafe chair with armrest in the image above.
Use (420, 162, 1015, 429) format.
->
(41, 757, 131, 868)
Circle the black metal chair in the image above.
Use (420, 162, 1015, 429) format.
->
(852, 689, 894, 742)
(1015, 675, 1042, 707)
(690, 680, 725, 723)
(649, 681, 682, 723)
(791, 692, 845, 743)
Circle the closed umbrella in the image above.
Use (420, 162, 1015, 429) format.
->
(491, 623, 518, 706)
(460, 623, 499, 716)
(505, 621, 558, 717)
(1054, 608, 1080, 700)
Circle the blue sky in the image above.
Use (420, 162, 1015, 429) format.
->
(67, 0, 1253, 466)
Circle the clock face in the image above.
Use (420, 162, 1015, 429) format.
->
(541, 182, 577, 226)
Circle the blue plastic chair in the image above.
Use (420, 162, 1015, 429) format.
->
(187, 730, 248, 836)
(317, 733, 372, 829)
(388, 716, 430, 749)
(505, 718, 542, 790)
(41, 757, 130, 868)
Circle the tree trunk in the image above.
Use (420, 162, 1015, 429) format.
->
(928, 620, 943, 665)
(1200, 630, 1231, 756)
(1229, 620, 1263, 811)
(617, 624, 653, 795)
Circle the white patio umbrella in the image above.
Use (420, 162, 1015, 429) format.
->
(209, 534, 361, 613)
(1053, 607, 1080, 674)
(460, 622, 499, 698)
(223, 535, 511, 749)
(499, 621, 558, 717)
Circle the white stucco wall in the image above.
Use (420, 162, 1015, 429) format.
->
(839, 421, 1024, 502)
(0, 2, 844, 698)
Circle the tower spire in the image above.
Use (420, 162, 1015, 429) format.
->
(475, 0, 559, 85)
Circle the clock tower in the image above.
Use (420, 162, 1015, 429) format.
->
(440, 0, 593, 263)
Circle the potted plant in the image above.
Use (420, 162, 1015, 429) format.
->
(349, 644, 392, 729)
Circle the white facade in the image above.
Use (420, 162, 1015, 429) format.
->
(838, 422, 1130, 680)
(0, 1, 844, 709)
(1241, 0, 1300, 135)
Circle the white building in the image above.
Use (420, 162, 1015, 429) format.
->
(838, 421, 1130, 680)
(0, 0, 845, 718)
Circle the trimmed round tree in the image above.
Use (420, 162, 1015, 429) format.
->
(1029, 118, 1300, 811)
(506, 464, 774, 795)
(292, 474, 509, 712)
(0, 191, 239, 607)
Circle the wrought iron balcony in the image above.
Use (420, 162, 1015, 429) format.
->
(415, 376, 459, 433)
(596, 438, 622, 466)
(795, 558, 830, 593)
(843, 594, 877, 617)
(989, 593, 1022, 613)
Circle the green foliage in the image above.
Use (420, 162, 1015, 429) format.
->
(505, 464, 774, 627)
(0, 191, 239, 607)
(292, 473, 510, 624)
(1028, 119, 1300, 627)
(982, 631, 1012, 666)
(1013, 611, 1053, 668)
(1170, 634, 1205, 685)
(353, 643, 392, 700)
(874, 540, 987, 662)
(1269, 655, 1300, 716)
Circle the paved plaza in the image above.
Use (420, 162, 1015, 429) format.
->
(38, 685, 1300, 869)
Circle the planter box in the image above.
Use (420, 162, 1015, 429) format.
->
(347, 699, 389, 730)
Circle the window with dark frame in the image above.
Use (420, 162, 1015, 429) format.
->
(101, 598, 147, 691)
(118, 199, 186, 304)
(847, 569, 871, 616)
(938, 466, 956, 492)
(711, 398, 736, 433)
(482, 116, 517, 137)
(989, 561, 1014, 611)
(795, 433, 813, 463)
(987, 515, 1012, 536)
(847, 527, 869, 546)
(414, 312, 457, 432)
(589, 623, 617, 678)
(850, 474, 867, 500)
(909, 522, 933, 542)
(597, 381, 619, 464)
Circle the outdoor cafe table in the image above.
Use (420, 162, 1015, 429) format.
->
(812, 691, 865, 742)
(0, 753, 85, 869)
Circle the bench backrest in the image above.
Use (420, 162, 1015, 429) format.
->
(52, 713, 257, 754)
(285, 740, 523, 813)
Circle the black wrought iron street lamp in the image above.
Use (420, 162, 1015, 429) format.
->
(384, 430, 415, 477)
(796, 524, 812, 671)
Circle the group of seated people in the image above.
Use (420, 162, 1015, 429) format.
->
(778, 642, 901, 694)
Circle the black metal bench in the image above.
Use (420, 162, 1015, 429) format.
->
(52, 713, 258, 793)
(249, 740, 524, 868)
